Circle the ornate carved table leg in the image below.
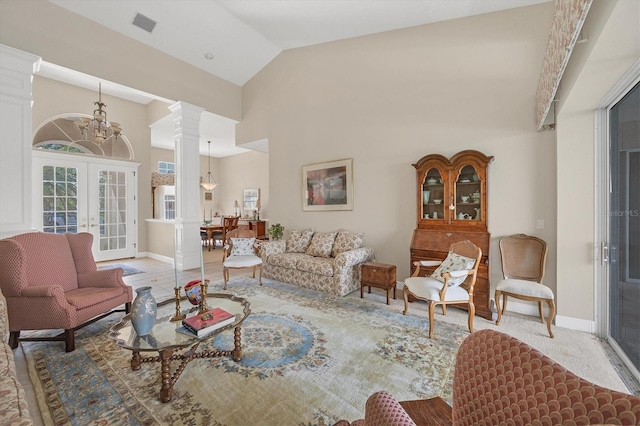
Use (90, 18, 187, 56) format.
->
(159, 348, 175, 403)
(131, 351, 141, 371)
(233, 326, 243, 361)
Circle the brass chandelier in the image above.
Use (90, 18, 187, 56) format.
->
(200, 140, 217, 191)
(75, 83, 122, 144)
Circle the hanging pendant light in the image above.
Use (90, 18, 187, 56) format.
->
(200, 140, 217, 190)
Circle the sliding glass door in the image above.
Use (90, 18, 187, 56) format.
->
(608, 81, 639, 375)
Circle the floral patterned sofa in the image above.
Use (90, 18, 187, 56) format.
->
(0, 295, 33, 425)
(259, 229, 375, 296)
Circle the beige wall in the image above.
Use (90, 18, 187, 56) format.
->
(238, 4, 558, 301)
(555, 0, 640, 324)
(218, 151, 270, 218)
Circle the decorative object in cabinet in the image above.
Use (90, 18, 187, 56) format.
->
(410, 150, 494, 320)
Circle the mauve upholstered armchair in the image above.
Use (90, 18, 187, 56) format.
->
(0, 232, 132, 352)
(336, 329, 640, 425)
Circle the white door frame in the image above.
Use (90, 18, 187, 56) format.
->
(594, 60, 639, 381)
(32, 150, 140, 261)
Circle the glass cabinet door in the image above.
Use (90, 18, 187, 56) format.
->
(422, 168, 445, 220)
(454, 165, 482, 222)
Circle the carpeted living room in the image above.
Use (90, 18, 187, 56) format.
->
(1, 0, 639, 425)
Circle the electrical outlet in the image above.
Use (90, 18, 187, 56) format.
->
(536, 219, 544, 229)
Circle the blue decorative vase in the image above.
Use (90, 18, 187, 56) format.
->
(131, 286, 157, 336)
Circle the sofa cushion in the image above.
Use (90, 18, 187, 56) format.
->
(230, 237, 256, 256)
(286, 228, 314, 253)
(296, 256, 334, 277)
(331, 230, 364, 257)
(431, 251, 476, 287)
(268, 253, 308, 269)
(306, 232, 337, 258)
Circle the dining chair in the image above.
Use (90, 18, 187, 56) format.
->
(402, 240, 482, 338)
(212, 216, 239, 249)
(494, 234, 554, 338)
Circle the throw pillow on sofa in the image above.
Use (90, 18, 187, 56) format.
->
(431, 250, 476, 286)
(331, 229, 364, 257)
(286, 228, 314, 253)
(306, 232, 337, 258)
(230, 237, 256, 256)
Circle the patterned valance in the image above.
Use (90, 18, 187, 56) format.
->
(535, 0, 593, 131)
(151, 172, 175, 188)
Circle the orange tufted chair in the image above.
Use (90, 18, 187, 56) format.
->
(336, 329, 640, 425)
(0, 232, 132, 352)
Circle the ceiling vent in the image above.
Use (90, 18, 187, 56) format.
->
(132, 12, 157, 33)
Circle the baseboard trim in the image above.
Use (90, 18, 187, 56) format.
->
(145, 252, 174, 264)
(556, 315, 595, 333)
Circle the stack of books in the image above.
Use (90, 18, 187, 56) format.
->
(176, 307, 235, 338)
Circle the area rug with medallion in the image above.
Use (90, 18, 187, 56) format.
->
(24, 276, 470, 426)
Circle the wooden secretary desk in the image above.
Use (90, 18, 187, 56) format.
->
(410, 150, 494, 320)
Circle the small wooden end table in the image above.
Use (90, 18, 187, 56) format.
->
(399, 397, 453, 425)
(361, 262, 397, 305)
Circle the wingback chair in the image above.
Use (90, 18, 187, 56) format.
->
(335, 329, 640, 426)
(0, 232, 132, 352)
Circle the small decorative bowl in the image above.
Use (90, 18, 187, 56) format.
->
(433, 199, 442, 204)
(184, 280, 204, 306)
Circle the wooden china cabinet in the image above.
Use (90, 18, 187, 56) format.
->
(410, 150, 494, 320)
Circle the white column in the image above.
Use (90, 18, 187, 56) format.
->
(169, 101, 204, 271)
(0, 45, 41, 238)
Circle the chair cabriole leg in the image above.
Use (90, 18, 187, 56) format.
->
(538, 301, 544, 323)
(494, 290, 502, 325)
(402, 286, 410, 315)
(428, 301, 435, 338)
(467, 302, 475, 333)
(547, 299, 556, 338)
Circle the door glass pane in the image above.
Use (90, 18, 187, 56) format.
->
(98, 170, 127, 252)
(42, 166, 78, 234)
(609, 81, 640, 370)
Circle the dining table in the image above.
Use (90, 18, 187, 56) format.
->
(200, 223, 223, 251)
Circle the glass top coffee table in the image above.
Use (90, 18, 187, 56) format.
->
(109, 292, 251, 402)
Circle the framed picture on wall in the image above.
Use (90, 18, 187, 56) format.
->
(302, 158, 353, 211)
(244, 188, 259, 211)
(204, 192, 213, 201)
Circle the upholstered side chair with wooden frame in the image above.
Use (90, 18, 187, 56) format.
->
(495, 233, 555, 338)
(222, 228, 262, 290)
(402, 240, 482, 338)
(0, 232, 132, 352)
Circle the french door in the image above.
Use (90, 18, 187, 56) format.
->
(32, 151, 138, 262)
